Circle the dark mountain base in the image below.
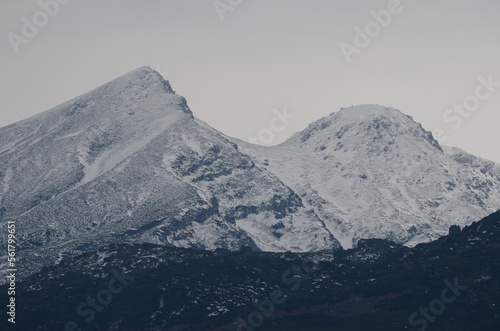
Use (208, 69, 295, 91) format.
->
(2, 211, 500, 331)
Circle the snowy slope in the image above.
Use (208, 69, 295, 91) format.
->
(234, 105, 500, 248)
(2, 68, 499, 282)
(0, 67, 339, 280)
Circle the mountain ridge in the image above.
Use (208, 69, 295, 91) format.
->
(1, 67, 499, 282)
(0, 67, 340, 282)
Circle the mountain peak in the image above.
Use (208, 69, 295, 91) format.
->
(109, 66, 176, 95)
(293, 104, 442, 153)
(336, 104, 406, 119)
(64, 66, 193, 119)
(326, 105, 415, 130)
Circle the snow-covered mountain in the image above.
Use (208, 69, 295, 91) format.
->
(234, 105, 500, 248)
(2, 67, 499, 281)
(0, 67, 339, 279)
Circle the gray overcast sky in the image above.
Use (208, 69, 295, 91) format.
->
(1, 0, 500, 162)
